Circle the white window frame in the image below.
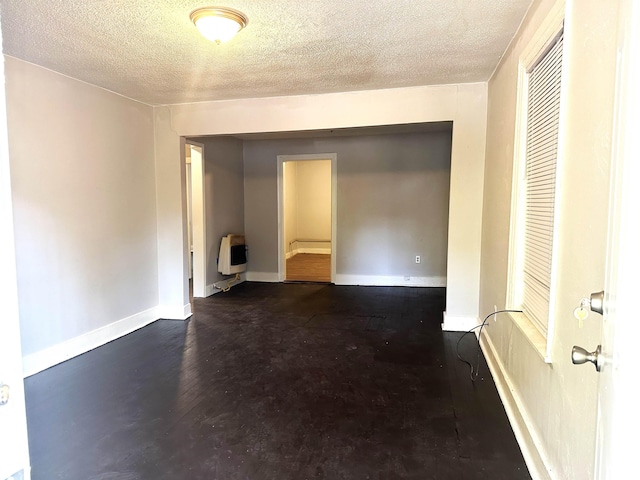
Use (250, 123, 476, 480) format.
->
(507, 0, 566, 362)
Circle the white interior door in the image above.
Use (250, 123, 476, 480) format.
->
(185, 155, 193, 279)
(188, 143, 206, 298)
(595, 1, 640, 477)
(0, 47, 31, 479)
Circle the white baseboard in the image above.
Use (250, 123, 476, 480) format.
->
(441, 312, 478, 331)
(480, 332, 552, 480)
(286, 248, 331, 259)
(23, 306, 161, 378)
(205, 283, 217, 297)
(296, 248, 331, 255)
(245, 271, 280, 282)
(334, 274, 445, 287)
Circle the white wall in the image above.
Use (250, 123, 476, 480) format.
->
(243, 133, 451, 285)
(285, 160, 331, 256)
(478, 0, 619, 477)
(5, 57, 160, 375)
(154, 111, 189, 319)
(154, 83, 487, 326)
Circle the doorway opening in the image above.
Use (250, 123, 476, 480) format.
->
(184, 141, 206, 299)
(277, 154, 337, 283)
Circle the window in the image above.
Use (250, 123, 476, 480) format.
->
(509, 23, 565, 345)
(521, 30, 564, 336)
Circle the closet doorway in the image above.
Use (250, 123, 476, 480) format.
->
(185, 141, 206, 299)
(277, 154, 337, 283)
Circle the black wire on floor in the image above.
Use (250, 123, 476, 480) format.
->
(456, 309, 523, 382)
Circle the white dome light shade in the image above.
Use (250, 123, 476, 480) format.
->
(190, 7, 248, 44)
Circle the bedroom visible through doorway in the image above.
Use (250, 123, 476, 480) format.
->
(281, 157, 334, 283)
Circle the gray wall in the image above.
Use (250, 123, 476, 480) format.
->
(243, 131, 451, 279)
(192, 136, 245, 285)
(6, 57, 158, 358)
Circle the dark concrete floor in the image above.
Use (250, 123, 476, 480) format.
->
(24, 283, 530, 479)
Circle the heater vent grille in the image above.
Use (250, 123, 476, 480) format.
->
(218, 234, 247, 275)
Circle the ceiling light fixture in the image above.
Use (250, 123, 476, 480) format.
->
(190, 6, 248, 44)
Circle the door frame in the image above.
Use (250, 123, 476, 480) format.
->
(595, 0, 640, 477)
(277, 153, 337, 283)
(185, 140, 207, 298)
(0, 44, 31, 479)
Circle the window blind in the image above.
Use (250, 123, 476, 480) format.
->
(522, 30, 564, 336)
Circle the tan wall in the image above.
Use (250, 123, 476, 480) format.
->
(295, 160, 332, 249)
(479, 0, 619, 477)
(284, 160, 332, 256)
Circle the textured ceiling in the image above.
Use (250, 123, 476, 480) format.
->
(0, 1, 532, 105)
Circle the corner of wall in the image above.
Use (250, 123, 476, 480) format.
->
(441, 313, 479, 332)
(153, 107, 190, 316)
(445, 82, 489, 321)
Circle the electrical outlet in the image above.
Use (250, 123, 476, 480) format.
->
(415, 255, 421, 264)
(404, 275, 411, 281)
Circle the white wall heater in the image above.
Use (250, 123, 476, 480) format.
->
(218, 234, 247, 275)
